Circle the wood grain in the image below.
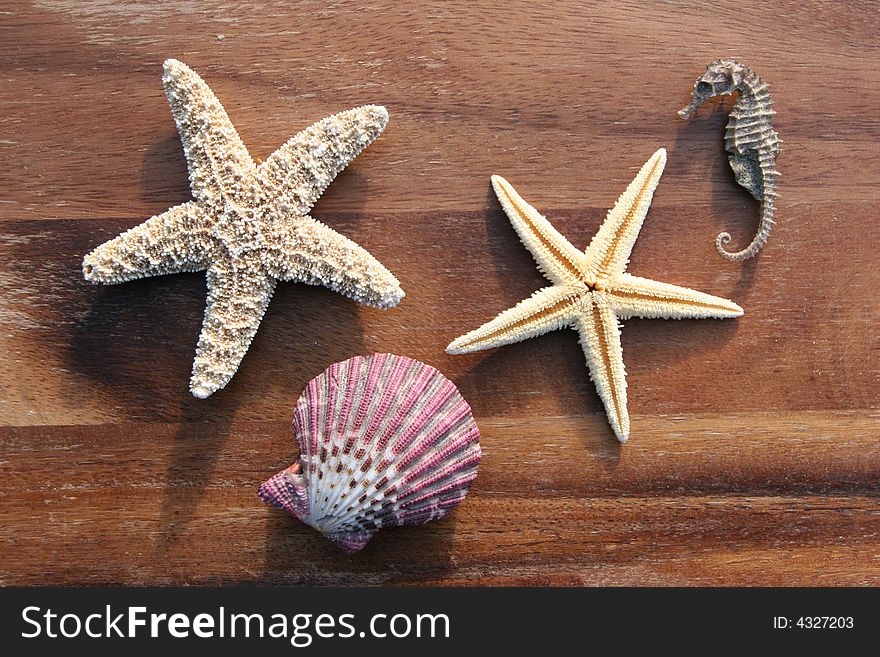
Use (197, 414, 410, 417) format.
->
(1, 0, 878, 586)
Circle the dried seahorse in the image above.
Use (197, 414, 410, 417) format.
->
(679, 59, 780, 261)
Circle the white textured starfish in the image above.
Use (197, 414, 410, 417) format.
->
(83, 59, 404, 398)
(447, 148, 743, 443)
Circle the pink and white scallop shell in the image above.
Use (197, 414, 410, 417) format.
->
(259, 353, 482, 554)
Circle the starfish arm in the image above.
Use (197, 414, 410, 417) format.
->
(583, 148, 667, 283)
(575, 294, 630, 443)
(257, 106, 389, 216)
(605, 274, 744, 320)
(83, 202, 217, 284)
(260, 215, 404, 309)
(446, 285, 584, 354)
(190, 257, 277, 399)
(162, 59, 257, 206)
(491, 175, 590, 286)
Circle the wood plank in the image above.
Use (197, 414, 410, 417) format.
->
(1, 1, 878, 221)
(1, 206, 876, 425)
(5, 490, 879, 586)
(1, 411, 878, 585)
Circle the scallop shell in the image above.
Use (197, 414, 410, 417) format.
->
(259, 353, 481, 554)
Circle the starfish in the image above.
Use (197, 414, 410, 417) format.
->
(447, 148, 743, 443)
(83, 59, 404, 398)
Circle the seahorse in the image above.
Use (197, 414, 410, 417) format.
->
(678, 59, 780, 261)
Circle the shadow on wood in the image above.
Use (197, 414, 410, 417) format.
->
(260, 504, 458, 585)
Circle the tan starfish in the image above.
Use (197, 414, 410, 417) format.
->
(83, 59, 404, 398)
(447, 148, 743, 443)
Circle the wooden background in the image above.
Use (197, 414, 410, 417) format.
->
(1, 0, 878, 586)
